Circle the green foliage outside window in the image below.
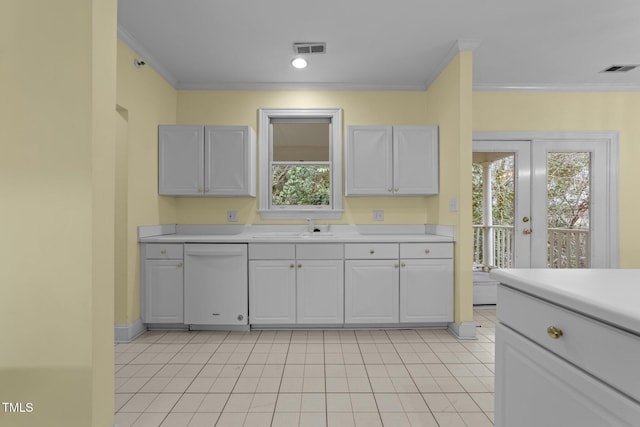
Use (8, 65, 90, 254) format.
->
(472, 157, 515, 226)
(472, 152, 590, 228)
(272, 165, 330, 206)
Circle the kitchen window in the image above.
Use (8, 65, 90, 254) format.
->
(258, 108, 343, 219)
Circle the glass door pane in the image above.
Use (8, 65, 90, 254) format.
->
(472, 153, 516, 271)
(546, 152, 591, 268)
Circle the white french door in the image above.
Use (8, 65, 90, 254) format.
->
(473, 133, 618, 269)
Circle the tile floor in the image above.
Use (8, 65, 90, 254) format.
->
(114, 308, 496, 427)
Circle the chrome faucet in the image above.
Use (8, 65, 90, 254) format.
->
(306, 218, 315, 233)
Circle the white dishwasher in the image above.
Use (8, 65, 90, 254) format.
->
(184, 244, 248, 326)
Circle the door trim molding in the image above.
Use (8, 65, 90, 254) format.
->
(473, 131, 619, 268)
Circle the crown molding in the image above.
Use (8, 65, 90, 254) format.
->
(176, 81, 427, 91)
(117, 25, 178, 88)
(474, 82, 640, 92)
(424, 38, 481, 89)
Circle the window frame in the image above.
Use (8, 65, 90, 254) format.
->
(258, 108, 343, 220)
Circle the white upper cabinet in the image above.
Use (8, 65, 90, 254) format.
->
(345, 126, 394, 196)
(393, 126, 439, 195)
(205, 126, 256, 196)
(159, 125, 256, 197)
(346, 125, 438, 196)
(159, 125, 204, 196)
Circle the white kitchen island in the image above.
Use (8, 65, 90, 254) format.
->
(491, 268, 640, 427)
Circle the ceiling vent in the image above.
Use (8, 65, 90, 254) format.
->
(600, 64, 639, 73)
(294, 42, 326, 55)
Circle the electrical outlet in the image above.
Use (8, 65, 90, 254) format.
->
(227, 210, 238, 222)
(373, 210, 384, 221)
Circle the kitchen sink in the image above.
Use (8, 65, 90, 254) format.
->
(250, 231, 337, 239)
(297, 232, 336, 238)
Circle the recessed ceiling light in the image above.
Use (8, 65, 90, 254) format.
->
(291, 57, 308, 69)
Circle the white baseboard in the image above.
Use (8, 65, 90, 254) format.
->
(448, 321, 477, 340)
(114, 319, 146, 343)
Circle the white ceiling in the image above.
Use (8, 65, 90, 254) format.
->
(117, 0, 640, 91)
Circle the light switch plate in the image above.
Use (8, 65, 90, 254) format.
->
(373, 210, 384, 221)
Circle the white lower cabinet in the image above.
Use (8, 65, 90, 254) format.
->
(184, 244, 248, 325)
(142, 244, 184, 324)
(399, 259, 453, 323)
(144, 259, 184, 323)
(297, 260, 344, 324)
(142, 239, 453, 329)
(249, 243, 344, 325)
(345, 243, 453, 324)
(345, 260, 399, 323)
(496, 324, 640, 427)
(496, 285, 640, 427)
(249, 260, 296, 324)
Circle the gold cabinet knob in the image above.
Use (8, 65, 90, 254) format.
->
(370, 249, 375, 254)
(388, 188, 393, 192)
(401, 262, 406, 267)
(298, 264, 302, 268)
(176, 262, 183, 268)
(394, 264, 399, 268)
(547, 326, 564, 339)
(523, 229, 532, 235)
(424, 249, 431, 254)
(290, 264, 295, 269)
(160, 249, 167, 254)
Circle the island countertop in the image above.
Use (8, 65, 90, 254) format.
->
(490, 268, 640, 335)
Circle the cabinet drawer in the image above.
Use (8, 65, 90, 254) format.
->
(145, 244, 184, 259)
(249, 243, 295, 260)
(296, 243, 344, 260)
(400, 243, 453, 259)
(498, 285, 640, 402)
(345, 243, 398, 259)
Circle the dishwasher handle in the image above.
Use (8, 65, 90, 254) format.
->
(186, 249, 246, 257)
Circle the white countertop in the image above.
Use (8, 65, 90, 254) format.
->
(490, 269, 640, 335)
(138, 224, 455, 244)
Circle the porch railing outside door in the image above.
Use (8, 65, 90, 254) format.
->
(473, 225, 590, 269)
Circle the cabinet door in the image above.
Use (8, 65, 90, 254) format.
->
(400, 259, 453, 323)
(393, 126, 438, 195)
(144, 260, 184, 323)
(297, 260, 344, 324)
(345, 126, 393, 196)
(345, 260, 399, 323)
(249, 261, 296, 324)
(158, 125, 204, 195)
(495, 324, 640, 427)
(184, 244, 248, 325)
(204, 126, 256, 197)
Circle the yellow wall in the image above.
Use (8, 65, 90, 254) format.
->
(1, 0, 116, 425)
(114, 57, 477, 329)
(115, 41, 178, 324)
(425, 53, 475, 324)
(474, 91, 640, 268)
(174, 90, 434, 224)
